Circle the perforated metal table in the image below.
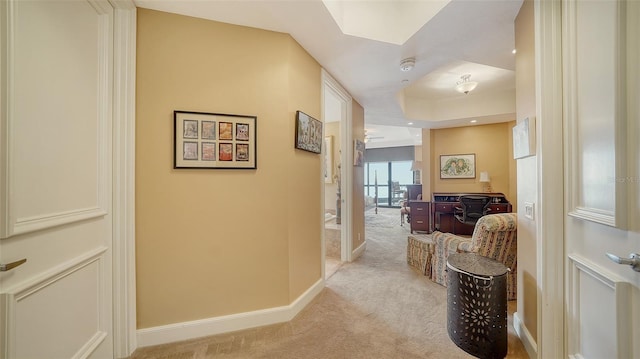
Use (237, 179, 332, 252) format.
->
(446, 253, 508, 359)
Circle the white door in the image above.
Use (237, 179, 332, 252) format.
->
(562, 0, 640, 357)
(0, 0, 115, 358)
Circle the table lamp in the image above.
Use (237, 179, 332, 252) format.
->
(479, 171, 492, 193)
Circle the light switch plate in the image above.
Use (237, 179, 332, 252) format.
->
(524, 202, 535, 220)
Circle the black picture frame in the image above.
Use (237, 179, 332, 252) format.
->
(174, 110, 257, 169)
(294, 110, 322, 154)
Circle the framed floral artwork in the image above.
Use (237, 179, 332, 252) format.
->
(440, 154, 475, 179)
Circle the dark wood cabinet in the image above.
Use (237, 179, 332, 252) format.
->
(486, 203, 511, 213)
(431, 192, 512, 235)
(407, 192, 512, 235)
(406, 184, 422, 201)
(409, 201, 431, 234)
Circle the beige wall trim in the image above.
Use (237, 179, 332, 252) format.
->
(136, 278, 324, 348)
(514, 312, 538, 359)
(352, 241, 366, 261)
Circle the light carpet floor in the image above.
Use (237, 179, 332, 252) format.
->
(130, 207, 528, 359)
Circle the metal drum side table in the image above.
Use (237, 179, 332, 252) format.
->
(446, 253, 509, 359)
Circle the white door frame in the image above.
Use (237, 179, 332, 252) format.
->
(321, 69, 354, 262)
(110, 1, 137, 357)
(535, 0, 567, 357)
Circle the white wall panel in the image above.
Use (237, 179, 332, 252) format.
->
(568, 254, 631, 359)
(3, 249, 108, 359)
(1, 0, 111, 238)
(564, 0, 627, 228)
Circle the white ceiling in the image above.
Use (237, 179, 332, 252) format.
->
(134, 0, 524, 148)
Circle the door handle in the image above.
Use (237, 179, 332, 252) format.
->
(0, 258, 27, 272)
(606, 252, 640, 272)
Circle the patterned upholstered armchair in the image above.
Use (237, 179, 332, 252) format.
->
(430, 213, 518, 300)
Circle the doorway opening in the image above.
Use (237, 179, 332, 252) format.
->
(322, 70, 352, 278)
(365, 160, 414, 208)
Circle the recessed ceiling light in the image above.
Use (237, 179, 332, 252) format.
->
(512, 49, 517, 54)
(408, 122, 413, 125)
(470, 120, 477, 123)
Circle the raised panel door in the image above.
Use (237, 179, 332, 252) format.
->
(0, 1, 115, 358)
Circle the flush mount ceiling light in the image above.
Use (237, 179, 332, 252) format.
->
(400, 58, 415, 72)
(455, 74, 478, 94)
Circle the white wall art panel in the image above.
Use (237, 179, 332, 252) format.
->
(1, 0, 112, 238)
(568, 254, 631, 359)
(564, 0, 627, 228)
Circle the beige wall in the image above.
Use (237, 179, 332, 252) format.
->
(136, 9, 322, 328)
(324, 122, 340, 212)
(351, 100, 365, 250)
(428, 123, 517, 204)
(515, 0, 538, 341)
(286, 36, 323, 301)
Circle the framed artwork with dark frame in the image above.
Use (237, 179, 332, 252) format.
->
(174, 110, 257, 169)
(440, 153, 476, 179)
(294, 110, 322, 154)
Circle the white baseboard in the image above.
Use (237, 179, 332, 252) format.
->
(352, 241, 366, 260)
(513, 311, 537, 359)
(137, 278, 325, 348)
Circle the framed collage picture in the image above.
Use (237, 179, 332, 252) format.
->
(174, 110, 257, 169)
